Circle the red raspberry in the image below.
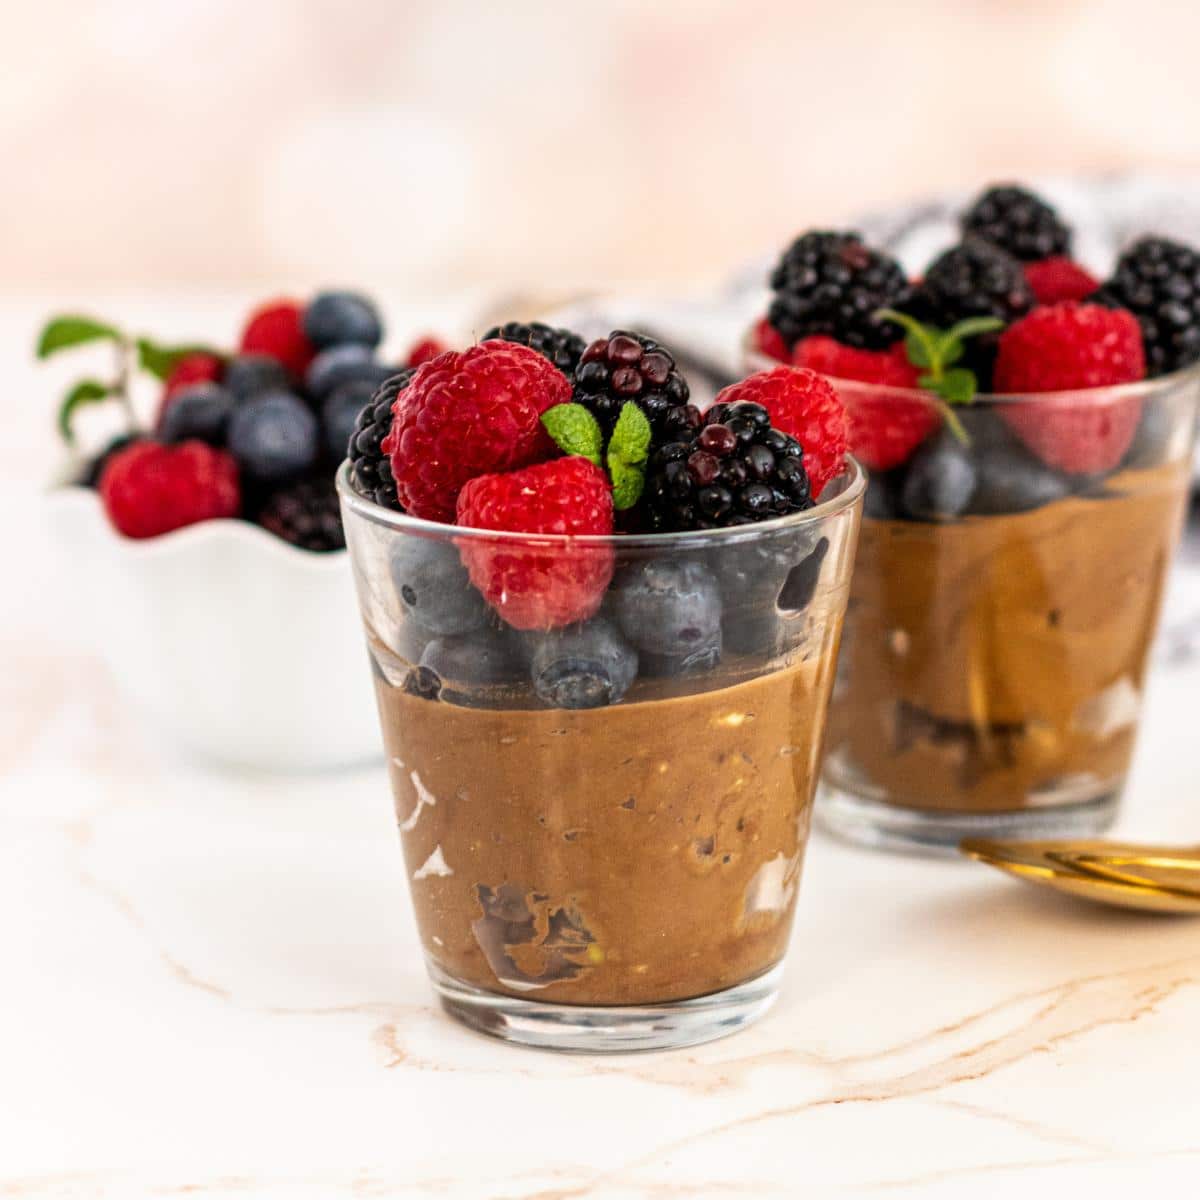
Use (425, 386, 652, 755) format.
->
(712, 366, 848, 498)
(996, 302, 1146, 474)
(405, 335, 447, 367)
(162, 352, 223, 401)
(382, 341, 570, 521)
(99, 440, 240, 539)
(1023, 256, 1099, 305)
(752, 317, 790, 364)
(455, 457, 614, 629)
(792, 336, 937, 471)
(239, 300, 315, 379)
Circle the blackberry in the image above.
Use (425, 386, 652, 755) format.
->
(572, 331, 690, 434)
(767, 231, 910, 351)
(961, 184, 1072, 262)
(482, 320, 587, 377)
(1094, 237, 1200, 377)
(643, 402, 812, 532)
(257, 476, 345, 552)
(347, 369, 414, 509)
(915, 239, 1035, 327)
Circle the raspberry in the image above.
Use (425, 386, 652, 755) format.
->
(791, 336, 934, 471)
(961, 184, 1072, 262)
(405, 336, 447, 368)
(712, 367, 848, 498)
(753, 318, 790, 364)
(99, 440, 240, 539)
(455, 456, 614, 630)
(995, 303, 1146, 474)
(1024, 257, 1099, 305)
(382, 342, 570, 521)
(162, 352, 223, 403)
(239, 300, 315, 379)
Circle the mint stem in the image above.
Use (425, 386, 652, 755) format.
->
(113, 336, 139, 432)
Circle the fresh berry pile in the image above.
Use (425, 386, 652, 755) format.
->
(343, 325, 852, 710)
(40, 293, 447, 549)
(754, 181, 1200, 522)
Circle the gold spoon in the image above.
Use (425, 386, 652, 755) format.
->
(960, 837, 1200, 915)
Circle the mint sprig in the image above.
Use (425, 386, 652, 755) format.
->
(606, 402, 652, 510)
(541, 403, 603, 466)
(136, 337, 221, 381)
(36, 316, 120, 359)
(57, 380, 114, 444)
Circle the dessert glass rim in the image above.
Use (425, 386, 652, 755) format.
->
(742, 335, 1200, 406)
(335, 455, 866, 549)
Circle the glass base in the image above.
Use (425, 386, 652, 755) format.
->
(428, 962, 782, 1053)
(817, 781, 1121, 856)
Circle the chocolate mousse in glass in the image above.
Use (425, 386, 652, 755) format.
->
(747, 340, 1199, 851)
(337, 457, 863, 1051)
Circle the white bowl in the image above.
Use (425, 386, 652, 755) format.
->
(44, 485, 382, 771)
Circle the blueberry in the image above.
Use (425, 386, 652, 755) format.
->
(303, 291, 383, 350)
(968, 442, 1071, 515)
(227, 391, 319, 483)
(224, 354, 290, 402)
(900, 432, 977, 521)
(613, 558, 722, 673)
(305, 344, 395, 401)
(1122, 399, 1175, 470)
(778, 536, 830, 611)
(419, 629, 523, 705)
(527, 618, 637, 709)
(159, 383, 234, 446)
(388, 537, 489, 636)
(323, 379, 376, 461)
(863, 469, 902, 520)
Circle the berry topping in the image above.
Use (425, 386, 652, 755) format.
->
(711, 366, 847, 498)
(455, 456, 614, 629)
(256, 475, 345, 552)
(572, 330, 690, 435)
(483, 321, 587, 377)
(162, 351, 223, 402)
(1094, 236, 1200, 376)
(418, 629, 524, 704)
(158, 382, 235, 447)
(405, 336, 448, 368)
(304, 343, 395, 400)
(995, 303, 1145, 474)
(388, 536, 490, 637)
(99, 440, 240, 539)
(322, 379, 376, 461)
(527, 617, 638, 708)
(767, 231, 910, 351)
(612, 559, 722, 675)
(348, 370, 414, 510)
(753, 317, 791, 364)
(961, 184, 1072, 262)
(916, 239, 1036, 328)
(238, 299, 315, 379)
(302, 291, 383, 350)
(383, 342, 570, 521)
(846, 391, 939, 473)
(898, 431, 977, 521)
(1024, 256, 1099, 305)
(228, 390, 320, 483)
(223, 353, 291, 402)
(792, 335, 920, 388)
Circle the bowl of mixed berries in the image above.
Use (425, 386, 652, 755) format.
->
(42, 291, 444, 769)
(746, 183, 1200, 851)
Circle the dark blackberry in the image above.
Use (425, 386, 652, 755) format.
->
(572, 331, 690, 434)
(347, 369, 414, 509)
(481, 320, 587, 377)
(915, 239, 1035, 327)
(961, 184, 1072, 262)
(767, 231, 911, 351)
(257, 475, 345, 552)
(643, 401, 813, 532)
(1094, 237, 1200, 377)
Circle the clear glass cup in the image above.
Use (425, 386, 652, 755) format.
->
(337, 459, 864, 1051)
(747, 343, 1200, 852)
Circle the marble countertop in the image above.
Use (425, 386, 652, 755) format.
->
(5, 297, 1200, 1198)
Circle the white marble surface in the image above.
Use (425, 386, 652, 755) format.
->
(5, 298, 1200, 1198)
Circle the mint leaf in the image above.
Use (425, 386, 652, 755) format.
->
(905, 330, 932, 369)
(944, 316, 1004, 343)
(939, 367, 977, 405)
(37, 316, 120, 359)
(610, 459, 645, 510)
(607, 401, 651, 468)
(136, 338, 218, 381)
(57, 379, 112, 444)
(937, 333, 964, 366)
(541, 403, 603, 466)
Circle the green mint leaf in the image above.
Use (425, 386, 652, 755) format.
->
(937, 333, 964, 366)
(37, 315, 120, 359)
(926, 367, 978, 406)
(905, 330, 933, 369)
(609, 459, 645, 510)
(876, 307, 937, 371)
(57, 379, 112, 444)
(136, 338, 218, 381)
(943, 316, 1004, 343)
(607, 401, 651, 468)
(540, 403, 603, 466)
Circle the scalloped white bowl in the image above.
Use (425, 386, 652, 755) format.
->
(44, 486, 381, 771)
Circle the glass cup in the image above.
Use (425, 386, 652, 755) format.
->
(337, 459, 864, 1051)
(747, 342, 1200, 852)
